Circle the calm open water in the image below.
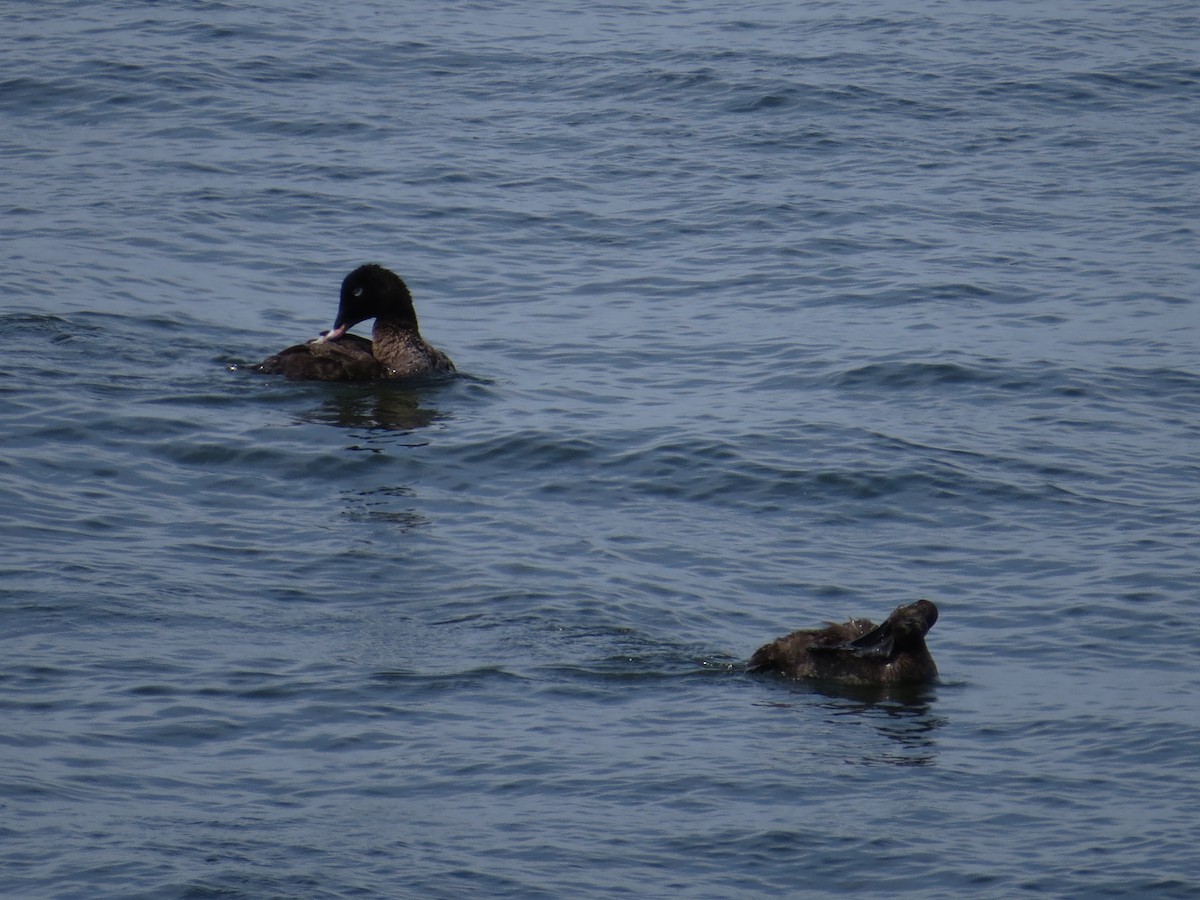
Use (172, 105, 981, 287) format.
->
(2, 1, 1199, 897)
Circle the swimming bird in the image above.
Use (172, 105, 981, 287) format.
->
(255, 264, 455, 381)
(748, 599, 938, 686)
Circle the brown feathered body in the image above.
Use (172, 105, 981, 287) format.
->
(749, 599, 938, 686)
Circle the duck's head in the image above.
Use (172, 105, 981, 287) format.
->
(888, 599, 938, 639)
(318, 264, 417, 342)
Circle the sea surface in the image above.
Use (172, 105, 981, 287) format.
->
(2, 1, 1199, 897)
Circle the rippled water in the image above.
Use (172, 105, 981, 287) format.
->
(3, 1, 1199, 896)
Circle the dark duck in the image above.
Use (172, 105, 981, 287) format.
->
(255, 264, 455, 381)
(748, 599, 939, 686)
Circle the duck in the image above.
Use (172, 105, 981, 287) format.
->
(748, 599, 938, 686)
(255, 264, 455, 381)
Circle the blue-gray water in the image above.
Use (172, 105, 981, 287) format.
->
(3, 1, 1199, 896)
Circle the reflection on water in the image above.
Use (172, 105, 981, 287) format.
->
(287, 382, 450, 525)
(756, 678, 944, 767)
(839, 698, 944, 768)
(341, 485, 426, 529)
(298, 383, 445, 433)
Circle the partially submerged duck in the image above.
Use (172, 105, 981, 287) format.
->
(748, 599, 938, 686)
(255, 264, 455, 381)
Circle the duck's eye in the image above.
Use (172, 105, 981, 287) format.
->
(353, 287, 364, 298)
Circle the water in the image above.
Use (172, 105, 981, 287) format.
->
(2, 1, 1199, 896)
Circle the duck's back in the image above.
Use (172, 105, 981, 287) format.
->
(748, 618, 875, 678)
(255, 334, 387, 382)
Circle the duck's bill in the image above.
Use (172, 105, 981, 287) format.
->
(312, 324, 349, 344)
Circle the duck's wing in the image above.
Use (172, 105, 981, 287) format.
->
(810, 619, 895, 659)
(841, 621, 896, 658)
(255, 334, 385, 381)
